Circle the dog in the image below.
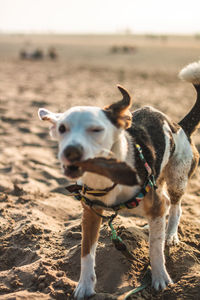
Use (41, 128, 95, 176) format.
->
(38, 61, 200, 299)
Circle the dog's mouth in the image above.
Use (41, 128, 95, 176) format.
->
(63, 164, 84, 179)
(63, 157, 139, 186)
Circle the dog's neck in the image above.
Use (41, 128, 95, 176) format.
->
(79, 131, 132, 190)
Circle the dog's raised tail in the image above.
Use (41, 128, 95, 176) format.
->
(178, 61, 200, 136)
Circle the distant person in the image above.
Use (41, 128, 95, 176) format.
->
(31, 48, 44, 60)
(19, 49, 29, 60)
(19, 48, 44, 60)
(48, 47, 57, 60)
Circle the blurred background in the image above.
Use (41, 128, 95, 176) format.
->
(0, 0, 200, 66)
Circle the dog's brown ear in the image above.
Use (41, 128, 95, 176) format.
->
(104, 85, 132, 129)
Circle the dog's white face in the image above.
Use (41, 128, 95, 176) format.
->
(38, 106, 118, 179)
(38, 86, 132, 179)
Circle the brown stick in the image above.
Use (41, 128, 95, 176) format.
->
(76, 157, 139, 186)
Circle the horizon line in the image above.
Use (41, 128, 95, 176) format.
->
(0, 30, 199, 37)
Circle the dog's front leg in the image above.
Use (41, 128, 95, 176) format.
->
(74, 204, 102, 300)
(148, 215, 173, 290)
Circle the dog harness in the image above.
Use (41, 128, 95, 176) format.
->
(66, 144, 157, 212)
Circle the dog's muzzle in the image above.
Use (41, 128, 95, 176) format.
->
(63, 144, 84, 179)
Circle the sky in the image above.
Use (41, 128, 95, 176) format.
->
(0, 0, 200, 35)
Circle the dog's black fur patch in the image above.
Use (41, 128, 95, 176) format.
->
(127, 106, 176, 181)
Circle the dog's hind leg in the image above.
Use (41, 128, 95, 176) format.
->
(165, 158, 193, 245)
(164, 127, 197, 246)
(74, 204, 102, 300)
(165, 166, 189, 246)
(166, 163, 196, 245)
(148, 215, 173, 290)
(166, 199, 182, 245)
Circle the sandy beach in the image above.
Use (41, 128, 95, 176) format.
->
(0, 34, 200, 299)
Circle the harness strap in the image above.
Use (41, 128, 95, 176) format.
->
(135, 144, 152, 176)
(66, 182, 117, 197)
(66, 144, 157, 212)
(67, 175, 154, 213)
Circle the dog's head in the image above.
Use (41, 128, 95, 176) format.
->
(38, 85, 132, 179)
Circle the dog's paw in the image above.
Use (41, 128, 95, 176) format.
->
(152, 271, 173, 290)
(74, 276, 96, 300)
(166, 233, 180, 246)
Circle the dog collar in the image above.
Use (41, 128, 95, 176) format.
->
(66, 182, 117, 197)
(66, 175, 156, 212)
(66, 144, 157, 212)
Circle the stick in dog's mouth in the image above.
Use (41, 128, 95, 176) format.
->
(71, 157, 139, 186)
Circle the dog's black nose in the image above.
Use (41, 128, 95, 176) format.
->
(63, 144, 83, 163)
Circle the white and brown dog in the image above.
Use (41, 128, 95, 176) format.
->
(38, 61, 200, 299)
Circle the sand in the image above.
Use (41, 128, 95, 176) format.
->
(0, 34, 200, 299)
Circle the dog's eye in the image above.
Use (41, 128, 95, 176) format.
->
(89, 127, 104, 133)
(58, 124, 66, 134)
